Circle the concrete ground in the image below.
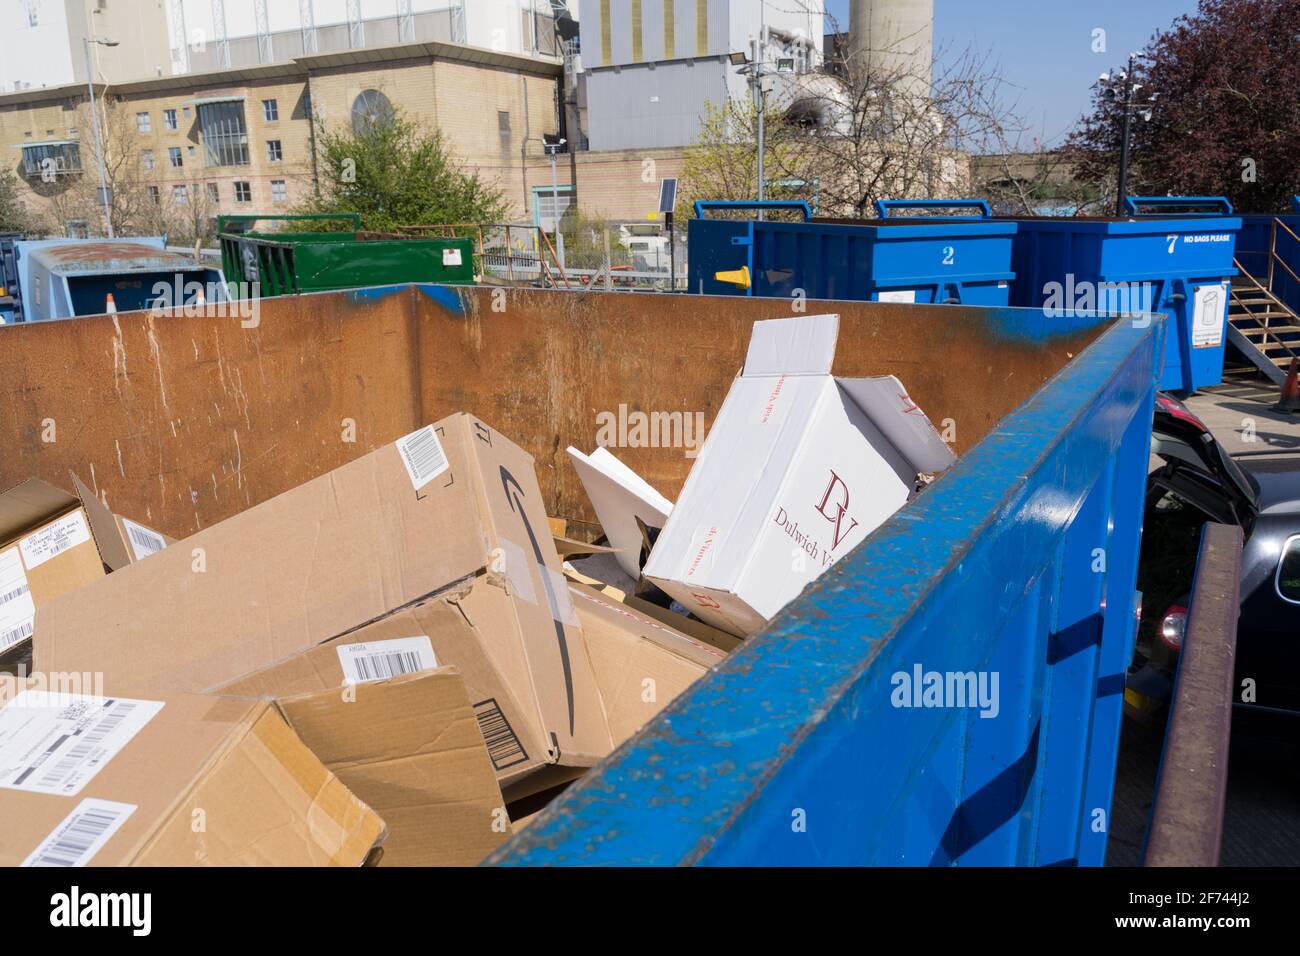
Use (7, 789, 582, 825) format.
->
(1110, 368, 1300, 866)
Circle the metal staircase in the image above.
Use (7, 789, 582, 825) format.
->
(1229, 218, 1300, 385)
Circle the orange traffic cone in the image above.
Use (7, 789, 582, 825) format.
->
(193, 285, 205, 314)
(1275, 357, 1300, 414)
(104, 293, 116, 314)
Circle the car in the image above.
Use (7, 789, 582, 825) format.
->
(1128, 393, 1300, 730)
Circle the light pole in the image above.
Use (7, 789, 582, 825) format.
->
(1102, 52, 1155, 217)
(83, 36, 119, 238)
(732, 15, 774, 219)
(544, 135, 567, 270)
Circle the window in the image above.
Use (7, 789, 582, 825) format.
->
(266, 139, 282, 162)
(351, 90, 394, 135)
(147, 185, 161, 205)
(183, 106, 191, 119)
(163, 109, 178, 131)
(173, 184, 187, 204)
(271, 179, 287, 204)
(498, 111, 511, 134)
(21, 143, 80, 177)
(136, 112, 151, 133)
(168, 146, 183, 168)
(65, 221, 90, 239)
(197, 101, 250, 166)
(234, 181, 252, 203)
(141, 149, 155, 171)
(188, 146, 196, 157)
(262, 98, 278, 122)
(207, 182, 220, 204)
(1278, 535, 1300, 604)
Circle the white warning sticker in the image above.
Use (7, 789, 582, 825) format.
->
(395, 425, 450, 491)
(19, 511, 91, 570)
(0, 691, 164, 796)
(0, 547, 35, 651)
(121, 517, 167, 561)
(22, 798, 137, 867)
(1192, 282, 1228, 348)
(442, 248, 463, 267)
(337, 637, 437, 684)
(877, 289, 917, 304)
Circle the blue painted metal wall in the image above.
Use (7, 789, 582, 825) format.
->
(491, 306, 1163, 866)
(687, 201, 1016, 305)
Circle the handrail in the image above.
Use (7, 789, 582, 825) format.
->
(216, 213, 362, 235)
(1144, 522, 1242, 867)
(873, 198, 993, 220)
(693, 200, 812, 221)
(1122, 195, 1234, 216)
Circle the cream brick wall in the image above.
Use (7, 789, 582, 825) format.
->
(1, 47, 564, 234)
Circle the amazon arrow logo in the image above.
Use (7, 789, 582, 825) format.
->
(500, 466, 575, 735)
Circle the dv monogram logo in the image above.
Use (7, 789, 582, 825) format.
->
(814, 470, 859, 550)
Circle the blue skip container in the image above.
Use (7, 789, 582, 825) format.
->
(1006, 196, 1241, 395)
(688, 199, 1016, 306)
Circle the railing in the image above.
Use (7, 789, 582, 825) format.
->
(1231, 215, 1300, 365)
(1144, 522, 1242, 867)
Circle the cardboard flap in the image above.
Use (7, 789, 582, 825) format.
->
(567, 446, 672, 579)
(836, 376, 958, 475)
(0, 478, 78, 546)
(273, 669, 509, 867)
(70, 472, 132, 572)
(742, 313, 840, 377)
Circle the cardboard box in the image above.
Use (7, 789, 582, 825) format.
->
(643, 314, 956, 636)
(272, 668, 510, 866)
(35, 413, 612, 777)
(219, 575, 607, 789)
(70, 474, 175, 568)
(0, 478, 170, 654)
(571, 584, 727, 747)
(0, 682, 385, 866)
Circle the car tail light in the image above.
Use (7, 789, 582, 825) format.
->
(1159, 604, 1188, 652)
(1155, 393, 1210, 432)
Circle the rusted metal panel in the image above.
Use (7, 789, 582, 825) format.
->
(0, 283, 1104, 539)
(33, 242, 202, 274)
(1144, 521, 1243, 867)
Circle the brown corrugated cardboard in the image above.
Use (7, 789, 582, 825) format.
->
(0, 477, 172, 655)
(570, 584, 727, 747)
(35, 413, 612, 776)
(272, 668, 510, 866)
(71, 474, 174, 569)
(218, 575, 606, 789)
(0, 681, 385, 866)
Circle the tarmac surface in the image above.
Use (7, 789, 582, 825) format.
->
(1109, 370, 1300, 867)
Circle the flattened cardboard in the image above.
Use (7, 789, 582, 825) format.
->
(567, 446, 673, 579)
(274, 668, 510, 867)
(71, 473, 174, 570)
(643, 314, 956, 636)
(36, 413, 611, 773)
(570, 584, 726, 747)
(0, 682, 385, 866)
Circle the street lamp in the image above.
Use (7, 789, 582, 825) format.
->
(1102, 52, 1155, 217)
(543, 135, 567, 268)
(83, 36, 119, 239)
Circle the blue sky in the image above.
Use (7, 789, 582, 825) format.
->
(822, 0, 1201, 146)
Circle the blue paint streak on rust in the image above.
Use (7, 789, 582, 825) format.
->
(489, 309, 1164, 867)
(413, 282, 468, 315)
(345, 282, 412, 303)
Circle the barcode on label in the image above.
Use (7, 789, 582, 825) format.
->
(0, 584, 29, 605)
(22, 799, 136, 867)
(473, 699, 529, 771)
(36, 701, 139, 791)
(122, 518, 166, 561)
(0, 620, 33, 650)
(336, 636, 437, 685)
(396, 425, 449, 490)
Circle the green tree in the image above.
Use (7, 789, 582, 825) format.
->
(296, 108, 508, 230)
(0, 167, 37, 235)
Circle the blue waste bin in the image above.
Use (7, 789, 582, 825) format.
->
(1006, 196, 1241, 395)
(688, 199, 1016, 306)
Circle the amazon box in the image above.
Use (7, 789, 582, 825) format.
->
(570, 584, 727, 747)
(643, 314, 957, 636)
(0, 680, 385, 866)
(271, 668, 510, 866)
(0, 478, 170, 655)
(34, 413, 612, 781)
